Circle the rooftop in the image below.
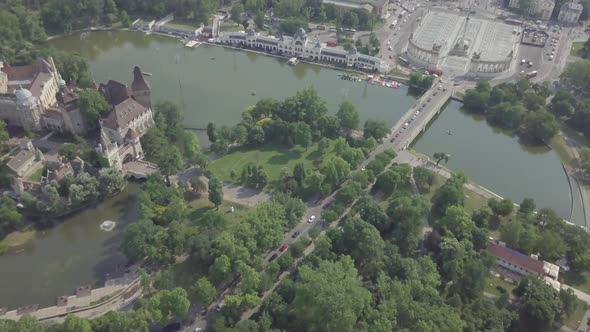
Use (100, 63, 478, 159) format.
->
(102, 98, 148, 131)
(488, 241, 544, 274)
(7, 149, 36, 173)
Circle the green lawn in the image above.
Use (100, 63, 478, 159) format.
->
(0, 229, 35, 254)
(26, 167, 44, 182)
(562, 298, 587, 330)
(186, 194, 251, 225)
(563, 270, 590, 294)
(571, 41, 585, 57)
(423, 173, 489, 214)
(484, 274, 516, 297)
(210, 142, 336, 185)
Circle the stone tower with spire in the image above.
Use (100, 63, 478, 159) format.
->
(130, 66, 151, 109)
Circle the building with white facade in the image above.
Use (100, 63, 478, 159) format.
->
(558, 1, 583, 24)
(220, 28, 389, 73)
(488, 240, 560, 284)
(508, 0, 555, 20)
(322, 0, 388, 15)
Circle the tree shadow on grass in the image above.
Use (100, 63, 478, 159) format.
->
(563, 270, 588, 288)
(267, 150, 302, 165)
(306, 150, 322, 161)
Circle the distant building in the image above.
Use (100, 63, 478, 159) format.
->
(558, 1, 583, 24)
(0, 58, 86, 134)
(321, 0, 388, 15)
(508, 0, 555, 20)
(220, 28, 389, 72)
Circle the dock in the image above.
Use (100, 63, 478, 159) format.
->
(184, 40, 201, 48)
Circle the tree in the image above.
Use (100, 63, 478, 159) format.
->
(500, 220, 523, 248)
(537, 231, 566, 260)
(148, 288, 190, 324)
(254, 11, 264, 29)
(560, 288, 579, 318)
(231, 3, 244, 23)
(433, 152, 449, 166)
(363, 119, 389, 140)
(514, 277, 562, 331)
(413, 166, 435, 193)
(98, 168, 126, 196)
(209, 254, 232, 283)
(59, 143, 78, 160)
(158, 147, 183, 185)
(247, 126, 265, 146)
(317, 137, 330, 154)
(519, 197, 536, 215)
(193, 277, 216, 305)
(208, 176, 223, 208)
(440, 205, 474, 240)
(0, 197, 22, 233)
(336, 101, 360, 130)
(206, 122, 218, 143)
(78, 89, 111, 124)
(292, 256, 371, 332)
(561, 59, 590, 93)
(60, 315, 92, 332)
(431, 172, 466, 216)
(521, 110, 559, 142)
(488, 198, 514, 217)
(120, 10, 130, 27)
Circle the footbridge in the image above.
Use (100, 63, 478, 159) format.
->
(123, 160, 160, 179)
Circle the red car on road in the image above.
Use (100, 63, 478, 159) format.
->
(279, 244, 289, 252)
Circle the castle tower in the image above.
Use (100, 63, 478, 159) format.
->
(15, 87, 42, 131)
(125, 128, 143, 160)
(130, 66, 151, 108)
(99, 129, 123, 170)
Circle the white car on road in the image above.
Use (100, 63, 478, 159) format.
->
(308, 215, 316, 223)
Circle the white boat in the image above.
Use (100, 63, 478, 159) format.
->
(287, 57, 299, 65)
(142, 72, 153, 76)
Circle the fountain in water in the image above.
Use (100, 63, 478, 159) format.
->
(100, 220, 116, 232)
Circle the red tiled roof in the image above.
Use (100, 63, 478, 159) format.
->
(2, 64, 36, 82)
(99, 80, 129, 106)
(102, 98, 148, 131)
(488, 241, 544, 274)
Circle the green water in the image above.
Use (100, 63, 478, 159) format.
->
(413, 101, 578, 223)
(47, 30, 417, 128)
(0, 183, 140, 309)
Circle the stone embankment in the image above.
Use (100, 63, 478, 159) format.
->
(0, 270, 142, 322)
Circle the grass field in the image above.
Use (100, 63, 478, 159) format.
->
(571, 41, 586, 57)
(484, 274, 516, 297)
(26, 167, 44, 182)
(210, 141, 336, 185)
(186, 193, 251, 225)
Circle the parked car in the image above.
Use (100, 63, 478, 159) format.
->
(292, 230, 301, 238)
(308, 215, 316, 223)
(269, 253, 278, 261)
(322, 201, 333, 209)
(279, 244, 289, 252)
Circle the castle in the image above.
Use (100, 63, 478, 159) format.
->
(97, 66, 154, 170)
(0, 58, 86, 135)
(1, 58, 154, 180)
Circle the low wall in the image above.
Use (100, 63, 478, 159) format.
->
(0, 271, 138, 321)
